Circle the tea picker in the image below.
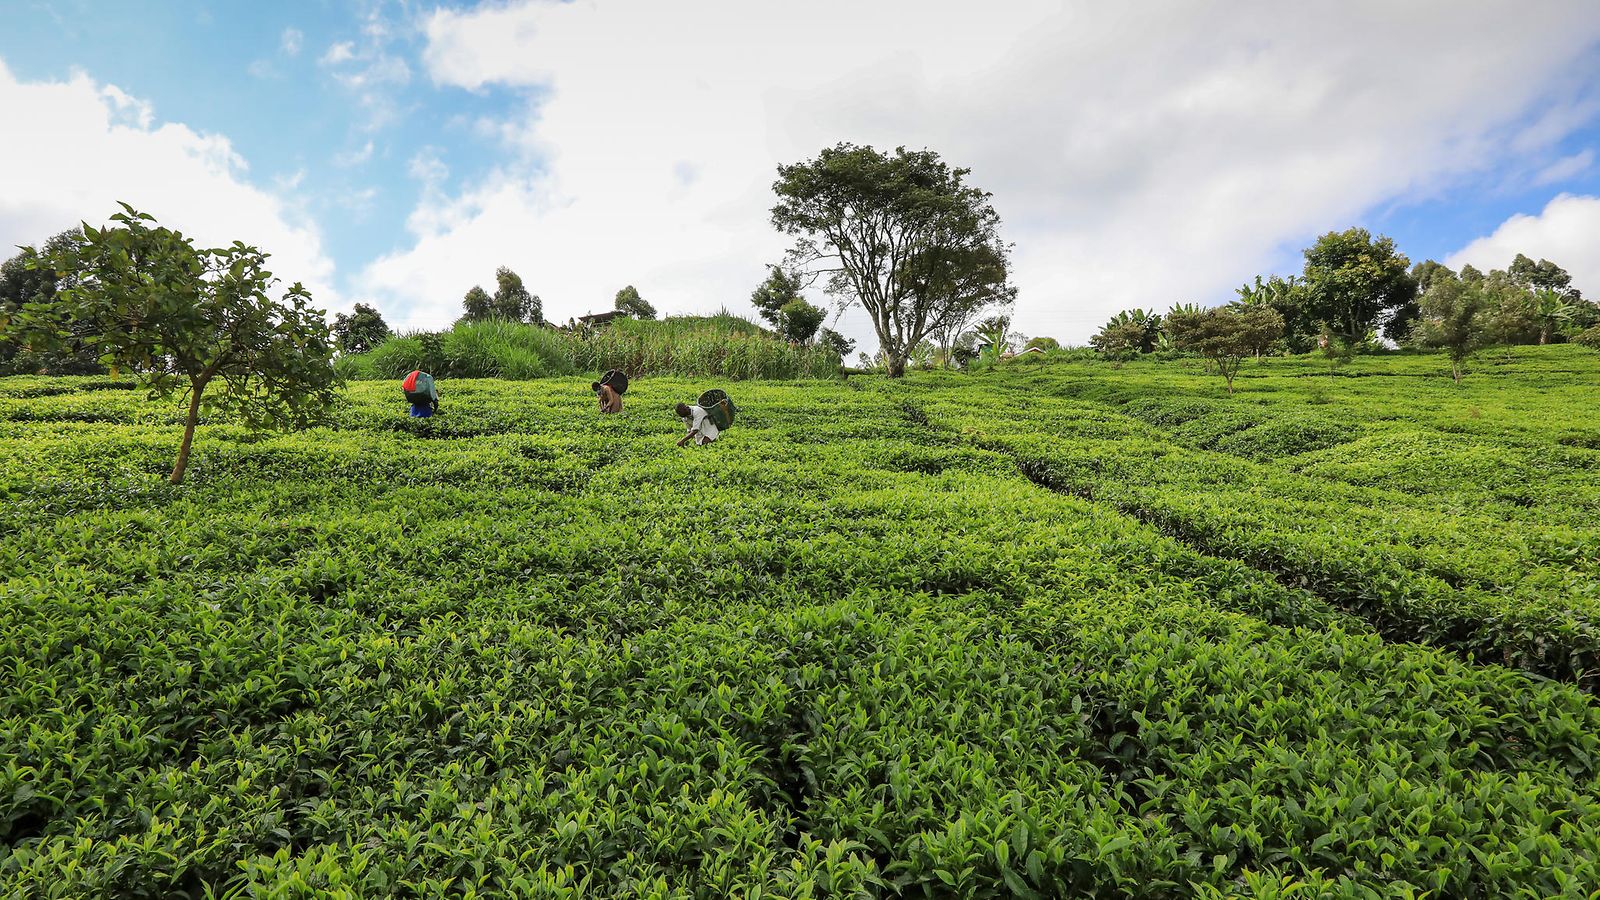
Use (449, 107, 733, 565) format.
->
(402, 369, 440, 418)
(591, 369, 628, 414)
(676, 389, 736, 446)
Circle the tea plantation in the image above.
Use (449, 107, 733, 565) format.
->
(2, 347, 1599, 897)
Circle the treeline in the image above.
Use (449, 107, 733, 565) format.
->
(1092, 227, 1600, 385)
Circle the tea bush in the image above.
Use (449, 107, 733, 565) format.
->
(2, 349, 1599, 896)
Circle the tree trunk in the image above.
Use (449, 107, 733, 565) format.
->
(1539, 327, 1549, 345)
(169, 378, 207, 485)
(1452, 362, 1463, 385)
(886, 355, 907, 378)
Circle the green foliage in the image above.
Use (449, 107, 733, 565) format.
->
(817, 327, 855, 357)
(1091, 309, 1161, 358)
(1415, 277, 1488, 382)
(613, 284, 655, 320)
(1301, 228, 1417, 345)
(1024, 336, 1059, 352)
(494, 266, 542, 324)
(460, 285, 493, 323)
(1575, 325, 1600, 351)
(3, 356, 1600, 895)
(330, 302, 391, 355)
(775, 297, 826, 346)
(1165, 306, 1285, 393)
(13, 204, 335, 483)
(0, 228, 106, 375)
(772, 143, 1012, 377)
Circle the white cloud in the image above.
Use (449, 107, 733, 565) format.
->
(334, 139, 375, 167)
(0, 60, 340, 311)
(321, 41, 355, 66)
(1532, 149, 1594, 186)
(373, 0, 1600, 343)
(318, 14, 412, 132)
(281, 27, 304, 57)
(1446, 193, 1600, 296)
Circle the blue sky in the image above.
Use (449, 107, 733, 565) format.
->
(3, 1, 1599, 346)
(1, 0, 514, 270)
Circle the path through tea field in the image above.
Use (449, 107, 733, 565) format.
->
(2, 348, 1599, 896)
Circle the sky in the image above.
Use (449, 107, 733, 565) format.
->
(2, 0, 1599, 350)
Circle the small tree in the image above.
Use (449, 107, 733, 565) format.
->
(1024, 336, 1060, 352)
(1091, 309, 1162, 356)
(776, 298, 826, 345)
(331, 302, 391, 354)
(1089, 320, 1148, 360)
(817, 327, 855, 357)
(492, 267, 540, 323)
(1166, 306, 1285, 394)
(750, 267, 805, 325)
(1414, 279, 1487, 384)
(16, 205, 336, 484)
(614, 285, 656, 319)
(460, 285, 492, 323)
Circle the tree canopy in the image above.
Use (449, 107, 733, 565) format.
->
(614, 285, 656, 320)
(1301, 228, 1417, 346)
(493, 267, 541, 323)
(771, 143, 1013, 377)
(332, 302, 391, 355)
(0, 228, 106, 375)
(1414, 277, 1487, 383)
(1166, 306, 1284, 393)
(11, 205, 336, 483)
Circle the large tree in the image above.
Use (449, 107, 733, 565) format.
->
(493, 266, 540, 323)
(613, 285, 656, 320)
(816, 327, 855, 357)
(331, 302, 391, 354)
(771, 143, 1013, 377)
(1301, 228, 1416, 348)
(12, 205, 337, 484)
(1166, 306, 1285, 394)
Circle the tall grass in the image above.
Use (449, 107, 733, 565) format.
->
(343, 315, 842, 380)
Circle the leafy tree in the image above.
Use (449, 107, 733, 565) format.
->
(14, 205, 336, 484)
(461, 285, 493, 323)
(1024, 336, 1060, 352)
(1574, 325, 1600, 351)
(1414, 278, 1487, 384)
(771, 143, 1013, 377)
(1092, 309, 1162, 355)
(1235, 274, 1316, 353)
(817, 327, 855, 357)
(775, 297, 826, 345)
(1507, 253, 1581, 301)
(0, 228, 106, 375)
(331, 302, 391, 354)
(1301, 228, 1416, 350)
(614, 285, 656, 320)
(750, 267, 806, 326)
(493, 266, 540, 323)
(1090, 319, 1148, 360)
(1166, 306, 1285, 394)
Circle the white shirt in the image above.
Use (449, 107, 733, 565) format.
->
(683, 405, 720, 442)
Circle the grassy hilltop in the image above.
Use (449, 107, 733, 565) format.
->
(2, 347, 1599, 896)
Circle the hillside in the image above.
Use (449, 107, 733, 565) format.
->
(1, 347, 1598, 895)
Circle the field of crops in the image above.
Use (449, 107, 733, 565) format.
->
(2, 347, 1599, 897)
